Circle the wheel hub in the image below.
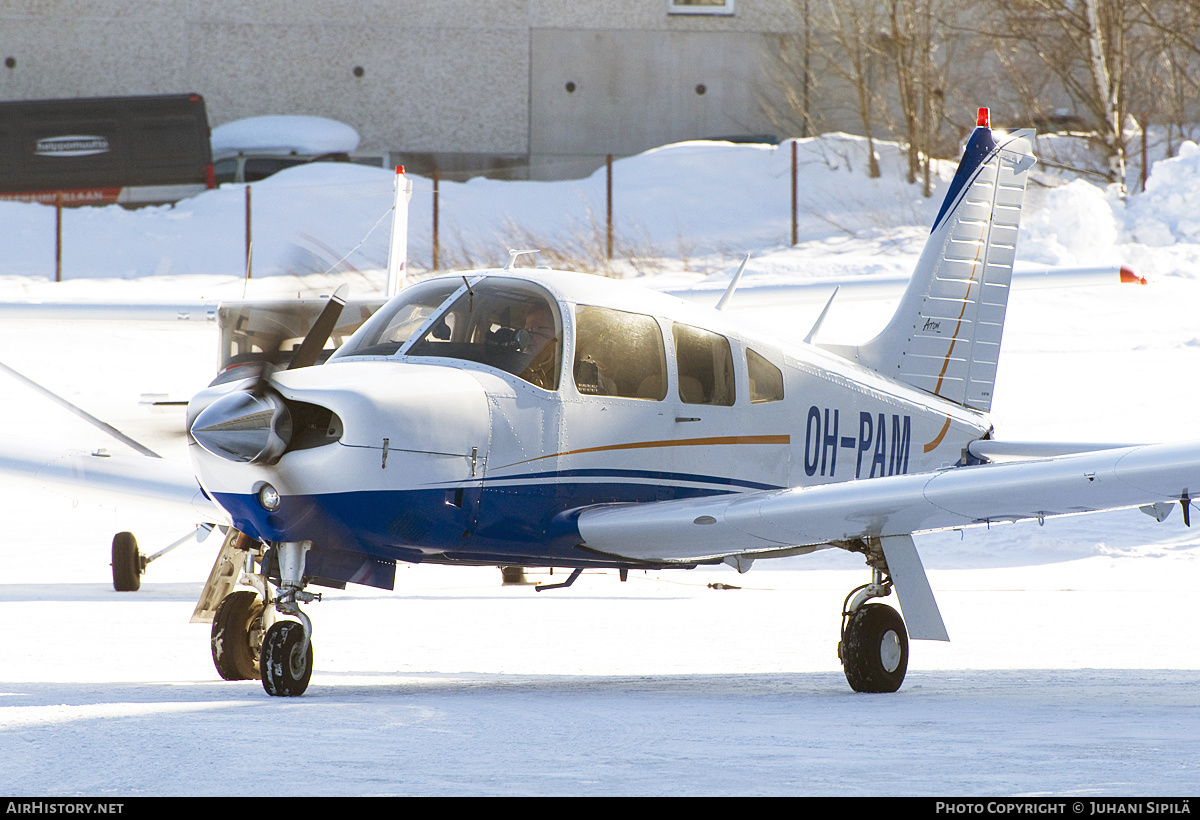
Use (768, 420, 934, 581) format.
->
(879, 629, 903, 673)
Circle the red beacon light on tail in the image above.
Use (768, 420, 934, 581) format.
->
(977, 107, 990, 128)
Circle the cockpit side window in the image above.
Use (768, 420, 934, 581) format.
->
(747, 348, 785, 403)
(406, 280, 563, 390)
(573, 305, 667, 399)
(672, 323, 735, 406)
(332, 279, 461, 359)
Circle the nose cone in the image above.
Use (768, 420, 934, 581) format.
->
(190, 388, 293, 464)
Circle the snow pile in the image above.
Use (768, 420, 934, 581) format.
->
(1125, 141, 1200, 246)
(1019, 179, 1121, 266)
(210, 115, 361, 157)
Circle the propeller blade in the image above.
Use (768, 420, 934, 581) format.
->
(246, 331, 285, 398)
(287, 285, 349, 371)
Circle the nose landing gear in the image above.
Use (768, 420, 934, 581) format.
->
(200, 534, 319, 696)
(259, 540, 317, 697)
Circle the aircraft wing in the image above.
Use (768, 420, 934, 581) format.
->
(0, 436, 225, 524)
(576, 440, 1200, 564)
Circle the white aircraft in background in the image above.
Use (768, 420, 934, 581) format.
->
(3, 109, 1196, 697)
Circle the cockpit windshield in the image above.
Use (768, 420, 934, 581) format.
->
(406, 279, 562, 390)
(332, 277, 563, 391)
(331, 278, 462, 359)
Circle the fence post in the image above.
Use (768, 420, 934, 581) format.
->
(55, 191, 63, 282)
(606, 154, 613, 260)
(244, 185, 252, 279)
(432, 168, 440, 271)
(791, 140, 798, 246)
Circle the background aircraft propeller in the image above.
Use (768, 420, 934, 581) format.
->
(190, 285, 348, 465)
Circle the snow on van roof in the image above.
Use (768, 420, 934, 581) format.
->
(211, 115, 361, 157)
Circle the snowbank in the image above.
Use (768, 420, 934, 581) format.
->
(1, 131, 1199, 288)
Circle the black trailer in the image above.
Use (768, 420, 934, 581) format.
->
(0, 93, 214, 207)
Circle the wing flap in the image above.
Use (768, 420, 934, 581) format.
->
(576, 441, 1200, 564)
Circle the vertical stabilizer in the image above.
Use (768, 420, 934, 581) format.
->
(821, 115, 1035, 413)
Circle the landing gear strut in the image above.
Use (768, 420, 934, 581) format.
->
(838, 567, 909, 693)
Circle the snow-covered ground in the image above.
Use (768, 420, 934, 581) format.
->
(1, 133, 1199, 796)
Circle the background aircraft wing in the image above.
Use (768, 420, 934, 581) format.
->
(656, 264, 1144, 310)
(0, 436, 225, 524)
(576, 440, 1200, 564)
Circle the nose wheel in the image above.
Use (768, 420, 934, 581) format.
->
(261, 620, 314, 697)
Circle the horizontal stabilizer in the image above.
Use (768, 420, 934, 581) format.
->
(969, 439, 1143, 462)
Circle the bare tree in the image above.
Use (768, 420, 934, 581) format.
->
(763, 0, 889, 177)
(1129, 0, 1200, 157)
(984, 0, 1137, 190)
(819, 0, 889, 177)
(883, 0, 961, 196)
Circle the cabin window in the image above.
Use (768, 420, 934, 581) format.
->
(747, 348, 784, 403)
(672, 323, 735, 406)
(573, 305, 667, 399)
(405, 280, 563, 390)
(332, 278, 462, 359)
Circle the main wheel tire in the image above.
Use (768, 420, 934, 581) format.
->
(261, 620, 313, 697)
(211, 591, 264, 681)
(111, 532, 142, 592)
(840, 602, 909, 693)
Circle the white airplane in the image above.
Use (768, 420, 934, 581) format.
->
(4, 109, 1196, 697)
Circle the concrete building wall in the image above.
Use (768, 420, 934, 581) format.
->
(0, 1, 803, 178)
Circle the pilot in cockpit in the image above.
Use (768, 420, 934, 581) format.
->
(518, 304, 560, 390)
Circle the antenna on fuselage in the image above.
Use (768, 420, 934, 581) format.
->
(804, 286, 840, 344)
(715, 253, 751, 311)
(505, 249, 540, 270)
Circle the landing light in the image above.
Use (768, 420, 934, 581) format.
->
(259, 483, 281, 512)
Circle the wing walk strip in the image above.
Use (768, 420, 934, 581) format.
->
(496, 434, 790, 471)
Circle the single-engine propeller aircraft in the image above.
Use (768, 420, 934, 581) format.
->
(4, 108, 1198, 696)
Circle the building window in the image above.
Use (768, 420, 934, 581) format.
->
(669, 0, 735, 16)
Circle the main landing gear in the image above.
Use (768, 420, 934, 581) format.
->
(198, 531, 317, 697)
(838, 567, 909, 693)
